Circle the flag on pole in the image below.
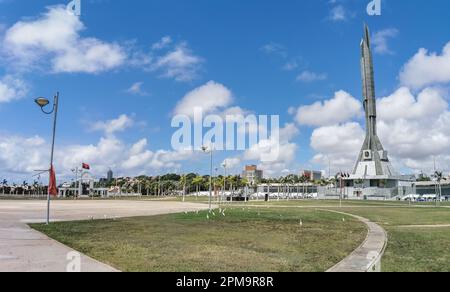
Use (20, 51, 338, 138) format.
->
(82, 163, 90, 170)
(48, 165, 58, 197)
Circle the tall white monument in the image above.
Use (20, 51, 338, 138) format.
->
(346, 25, 412, 199)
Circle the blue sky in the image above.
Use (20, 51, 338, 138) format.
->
(1, 0, 450, 182)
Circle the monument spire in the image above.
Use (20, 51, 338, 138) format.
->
(352, 24, 395, 177)
(344, 25, 413, 200)
(361, 23, 377, 140)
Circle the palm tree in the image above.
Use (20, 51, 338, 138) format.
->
(229, 175, 241, 202)
(144, 180, 152, 196)
(299, 175, 308, 197)
(241, 178, 249, 201)
(179, 175, 187, 202)
(192, 176, 203, 199)
(215, 176, 225, 202)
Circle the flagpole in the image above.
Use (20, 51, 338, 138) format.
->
(47, 93, 59, 225)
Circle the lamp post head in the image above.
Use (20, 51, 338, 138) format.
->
(35, 97, 50, 108)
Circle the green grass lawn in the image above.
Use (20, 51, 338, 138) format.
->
(170, 196, 450, 207)
(31, 207, 366, 272)
(244, 201, 450, 272)
(382, 227, 450, 272)
(29, 198, 450, 272)
(331, 206, 450, 226)
(324, 206, 450, 272)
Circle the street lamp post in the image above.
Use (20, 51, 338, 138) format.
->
(336, 173, 343, 208)
(222, 162, 227, 204)
(214, 167, 219, 203)
(434, 171, 443, 207)
(35, 92, 59, 225)
(201, 145, 214, 211)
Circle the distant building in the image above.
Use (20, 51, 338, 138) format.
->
(300, 170, 323, 182)
(414, 180, 450, 198)
(107, 169, 114, 182)
(242, 165, 263, 185)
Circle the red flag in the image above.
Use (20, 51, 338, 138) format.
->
(48, 165, 58, 197)
(82, 163, 90, 170)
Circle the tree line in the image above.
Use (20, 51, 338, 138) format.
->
(96, 173, 333, 196)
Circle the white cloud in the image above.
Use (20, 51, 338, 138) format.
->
(2, 6, 126, 73)
(0, 134, 196, 181)
(174, 81, 233, 117)
(122, 139, 154, 170)
(0, 136, 48, 176)
(0, 75, 28, 103)
(2, 7, 203, 80)
(260, 42, 286, 57)
(329, 5, 347, 22)
(243, 123, 299, 177)
(295, 90, 362, 126)
(283, 61, 298, 71)
(130, 37, 204, 82)
(52, 39, 125, 73)
(377, 87, 450, 164)
(60, 136, 124, 174)
(152, 36, 172, 50)
(378, 87, 448, 122)
(307, 86, 450, 174)
(91, 114, 134, 135)
(126, 82, 148, 96)
(280, 123, 300, 142)
(310, 122, 365, 172)
(151, 43, 203, 82)
(296, 71, 327, 82)
(400, 42, 450, 89)
(222, 157, 241, 169)
(59, 136, 195, 177)
(372, 28, 399, 55)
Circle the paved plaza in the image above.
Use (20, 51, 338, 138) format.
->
(0, 200, 211, 272)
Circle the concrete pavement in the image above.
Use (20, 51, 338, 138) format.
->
(325, 210, 387, 273)
(0, 200, 211, 272)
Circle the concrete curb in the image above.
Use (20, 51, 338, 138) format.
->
(322, 209, 387, 273)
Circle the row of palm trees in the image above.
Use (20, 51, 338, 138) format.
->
(1, 174, 334, 197)
(0, 179, 47, 196)
(97, 173, 334, 197)
(98, 174, 251, 197)
(261, 174, 332, 186)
